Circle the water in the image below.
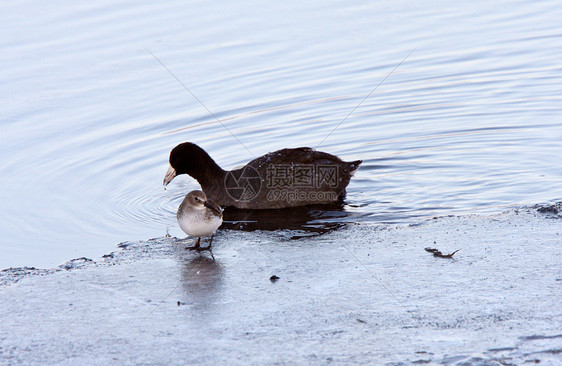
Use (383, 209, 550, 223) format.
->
(1, 0, 561, 269)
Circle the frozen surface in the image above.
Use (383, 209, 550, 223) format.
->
(1, 206, 561, 365)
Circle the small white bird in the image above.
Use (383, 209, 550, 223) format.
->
(177, 190, 223, 251)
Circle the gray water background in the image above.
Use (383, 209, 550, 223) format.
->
(1, 0, 561, 268)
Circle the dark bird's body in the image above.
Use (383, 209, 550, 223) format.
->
(164, 142, 362, 209)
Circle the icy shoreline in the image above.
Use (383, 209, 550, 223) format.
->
(1, 206, 561, 365)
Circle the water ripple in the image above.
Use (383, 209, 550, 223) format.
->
(2, 0, 562, 268)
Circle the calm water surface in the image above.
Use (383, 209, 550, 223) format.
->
(1, 0, 561, 268)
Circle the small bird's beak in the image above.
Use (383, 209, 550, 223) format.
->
(163, 165, 177, 186)
(204, 200, 223, 216)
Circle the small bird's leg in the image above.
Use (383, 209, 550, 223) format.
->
(200, 234, 214, 250)
(186, 237, 201, 250)
(201, 235, 215, 260)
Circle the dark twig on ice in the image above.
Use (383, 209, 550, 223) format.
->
(424, 247, 460, 258)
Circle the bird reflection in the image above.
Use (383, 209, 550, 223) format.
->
(179, 255, 224, 313)
(221, 203, 352, 238)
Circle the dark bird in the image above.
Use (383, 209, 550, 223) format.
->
(164, 142, 362, 209)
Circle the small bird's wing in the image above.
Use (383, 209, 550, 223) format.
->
(204, 199, 223, 218)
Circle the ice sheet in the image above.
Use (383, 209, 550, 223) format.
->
(1, 206, 561, 365)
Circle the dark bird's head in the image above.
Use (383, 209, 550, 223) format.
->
(163, 142, 223, 186)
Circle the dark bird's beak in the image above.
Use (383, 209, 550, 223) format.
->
(204, 200, 223, 216)
(163, 165, 177, 186)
